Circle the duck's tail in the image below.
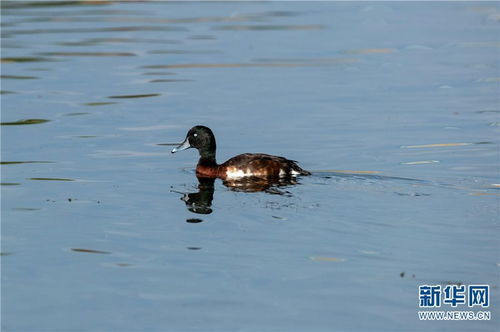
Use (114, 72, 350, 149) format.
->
(290, 162, 311, 176)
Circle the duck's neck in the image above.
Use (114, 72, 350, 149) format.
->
(197, 145, 217, 167)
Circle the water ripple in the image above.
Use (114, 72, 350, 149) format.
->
(1, 119, 50, 125)
(3, 25, 188, 36)
(38, 51, 137, 57)
(213, 24, 325, 31)
(142, 58, 356, 70)
(108, 93, 161, 99)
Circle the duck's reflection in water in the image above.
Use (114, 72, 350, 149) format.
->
(222, 176, 295, 195)
(178, 176, 299, 216)
(181, 177, 215, 215)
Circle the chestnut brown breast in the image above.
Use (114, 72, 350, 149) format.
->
(196, 164, 220, 178)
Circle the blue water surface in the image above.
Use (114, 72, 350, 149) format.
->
(1, 1, 499, 331)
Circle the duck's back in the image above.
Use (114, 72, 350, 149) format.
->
(220, 153, 310, 179)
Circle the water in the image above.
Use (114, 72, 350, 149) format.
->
(1, 1, 499, 331)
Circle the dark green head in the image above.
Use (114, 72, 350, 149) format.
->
(172, 125, 217, 160)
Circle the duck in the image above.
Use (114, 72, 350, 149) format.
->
(171, 125, 310, 179)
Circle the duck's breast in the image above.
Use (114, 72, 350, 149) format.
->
(196, 164, 220, 178)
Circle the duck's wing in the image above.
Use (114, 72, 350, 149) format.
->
(221, 153, 310, 177)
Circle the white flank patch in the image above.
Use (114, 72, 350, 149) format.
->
(226, 167, 301, 179)
(225, 169, 249, 179)
(279, 169, 300, 177)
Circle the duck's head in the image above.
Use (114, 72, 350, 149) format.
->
(172, 125, 216, 157)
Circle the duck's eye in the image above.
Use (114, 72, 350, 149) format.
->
(193, 133, 198, 137)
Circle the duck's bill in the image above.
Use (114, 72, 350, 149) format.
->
(171, 138, 191, 153)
